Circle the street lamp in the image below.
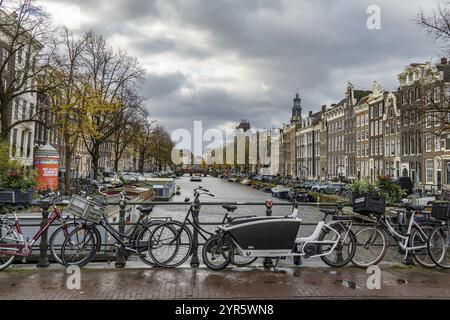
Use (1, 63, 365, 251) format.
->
(337, 164, 345, 190)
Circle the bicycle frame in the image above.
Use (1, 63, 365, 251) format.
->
(373, 212, 430, 254)
(0, 204, 67, 257)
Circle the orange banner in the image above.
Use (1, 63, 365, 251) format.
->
(34, 157, 59, 191)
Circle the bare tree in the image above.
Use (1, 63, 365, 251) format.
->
(79, 31, 145, 178)
(109, 90, 147, 173)
(135, 112, 155, 173)
(43, 27, 88, 192)
(0, 0, 57, 141)
(413, 5, 450, 135)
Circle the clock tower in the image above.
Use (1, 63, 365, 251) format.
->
(291, 92, 302, 124)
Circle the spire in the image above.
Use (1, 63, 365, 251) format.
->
(291, 91, 302, 124)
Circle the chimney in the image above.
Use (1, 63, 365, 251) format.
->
(321, 105, 327, 112)
(309, 111, 313, 117)
(441, 57, 448, 65)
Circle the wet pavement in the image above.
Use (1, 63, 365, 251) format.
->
(0, 265, 449, 300)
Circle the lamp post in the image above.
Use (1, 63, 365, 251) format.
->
(337, 165, 345, 189)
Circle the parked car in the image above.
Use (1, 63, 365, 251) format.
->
(310, 182, 327, 192)
(120, 173, 138, 183)
(402, 192, 435, 206)
(316, 183, 347, 195)
(102, 172, 122, 187)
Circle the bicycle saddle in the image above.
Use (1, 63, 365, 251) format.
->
(320, 209, 336, 215)
(223, 205, 238, 212)
(136, 206, 154, 215)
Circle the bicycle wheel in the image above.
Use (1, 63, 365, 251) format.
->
(428, 224, 450, 269)
(0, 225, 19, 271)
(61, 225, 98, 267)
(202, 234, 232, 271)
(148, 221, 192, 268)
(352, 226, 388, 268)
(230, 245, 258, 267)
(410, 225, 436, 268)
(136, 220, 172, 266)
(49, 222, 81, 265)
(319, 223, 356, 267)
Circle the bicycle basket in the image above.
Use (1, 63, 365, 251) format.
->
(66, 195, 105, 223)
(431, 202, 450, 220)
(351, 192, 386, 215)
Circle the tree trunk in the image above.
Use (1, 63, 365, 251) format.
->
(63, 148, 73, 194)
(0, 104, 10, 142)
(138, 148, 145, 173)
(114, 157, 119, 173)
(92, 143, 100, 180)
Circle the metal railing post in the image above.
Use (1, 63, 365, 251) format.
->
(115, 197, 127, 268)
(37, 200, 50, 268)
(190, 200, 201, 267)
(263, 200, 273, 269)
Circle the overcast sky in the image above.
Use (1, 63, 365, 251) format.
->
(37, 0, 445, 136)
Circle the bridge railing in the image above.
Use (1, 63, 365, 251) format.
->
(28, 200, 372, 268)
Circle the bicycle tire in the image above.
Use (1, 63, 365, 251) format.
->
(352, 226, 388, 268)
(427, 224, 450, 269)
(230, 245, 257, 267)
(0, 225, 19, 271)
(136, 220, 175, 266)
(410, 225, 436, 268)
(60, 225, 98, 267)
(49, 221, 83, 265)
(148, 221, 193, 268)
(319, 224, 356, 267)
(202, 234, 232, 271)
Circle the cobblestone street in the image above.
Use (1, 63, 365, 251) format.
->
(0, 266, 449, 300)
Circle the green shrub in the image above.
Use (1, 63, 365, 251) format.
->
(348, 176, 406, 206)
(0, 142, 36, 192)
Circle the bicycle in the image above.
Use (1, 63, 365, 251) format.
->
(427, 202, 450, 268)
(351, 203, 437, 268)
(147, 187, 260, 268)
(60, 188, 170, 267)
(202, 191, 356, 271)
(0, 192, 83, 271)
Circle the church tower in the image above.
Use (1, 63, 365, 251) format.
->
(291, 92, 302, 124)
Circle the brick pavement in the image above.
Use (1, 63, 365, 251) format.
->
(0, 265, 449, 300)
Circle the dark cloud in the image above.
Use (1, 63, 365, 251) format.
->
(38, 0, 445, 135)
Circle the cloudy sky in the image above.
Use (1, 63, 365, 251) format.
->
(36, 0, 445, 137)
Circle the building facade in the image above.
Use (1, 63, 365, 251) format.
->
(355, 95, 370, 180)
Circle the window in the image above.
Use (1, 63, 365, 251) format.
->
(26, 131, 32, 158)
(17, 48, 23, 65)
(426, 133, 432, 152)
(426, 160, 433, 184)
(417, 131, 422, 154)
(434, 87, 440, 102)
(11, 129, 18, 157)
(446, 135, 450, 150)
(396, 139, 400, 156)
(21, 101, 27, 120)
(435, 112, 441, 127)
(385, 139, 390, 156)
(435, 134, 441, 151)
(426, 113, 432, 128)
(19, 130, 26, 157)
(375, 139, 379, 156)
(447, 162, 450, 185)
